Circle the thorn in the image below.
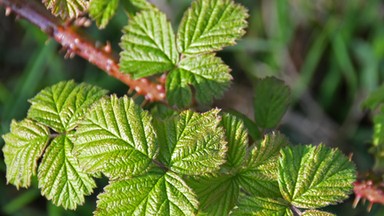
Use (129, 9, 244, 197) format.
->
(367, 202, 374, 212)
(348, 153, 353, 161)
(127, 88, 134, 96)
(353, 196, 361, 208)
(5, 7, 11, 16)
(140, 99, 148, 107)
(103, 41, 112, 53)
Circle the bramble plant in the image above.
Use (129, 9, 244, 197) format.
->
(1, 0, 356, 215)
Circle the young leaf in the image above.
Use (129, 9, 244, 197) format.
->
(28, 80, 108, 133)
(231, 196, 293, 216)
(167, 54, 232, 107)
(302, 210, 335, 216)
(155, 109, 227, 175)
(38, 135, 96, 210)
(278, 145, 356, 208)
(253, 77, 291, 129)
(188, 174, 239, 215)
(74, 95, 157, 179)
(238, 132, 288, 198)
(220, 113, 248, 168)
(43, 0, 88, 19)
(96, 170, 198, 215)
(120, 10, 179, 78)
(89, 0, 119, 28)
(2, 119, 50, 188)
(177, 0, 248, 54)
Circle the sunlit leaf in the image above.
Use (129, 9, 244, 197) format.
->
(38, 135, 96, 210)
(2, 119, 50, 188)
(43, 0, 88, 19)
(177, 0, 248, 54)
(155, 109, 227, 175)
(120, 10, 178, 78)
(74, 95, 157, 179)
(96, 170, 198, 215)
(89, 0, 119, 28)
(28, 80, 108, 133)
(278, 144, 356, 208)
(232, 196, 293, 216)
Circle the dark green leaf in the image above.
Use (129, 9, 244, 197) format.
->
(253, 77, 291, 129)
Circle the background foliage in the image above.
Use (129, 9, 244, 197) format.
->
(1, 0, 384, 215)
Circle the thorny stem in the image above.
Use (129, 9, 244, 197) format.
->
(0, 0, 166, 102)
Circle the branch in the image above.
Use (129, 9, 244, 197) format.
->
(0, 0, 166, 102)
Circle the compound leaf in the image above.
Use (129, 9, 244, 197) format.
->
(177, 0, 248, 54)
(38, 135, 96, 210)
(238, 132, 288, 197)
(89, 0, 119, 28)
(43, 0, 88, 19)
(231, 196, 293, 216)
(253, 77, 291, 129)
(220, 113, 248, 168)
(155, 109, 227, 175)
(28, 80, 108, 133)
(120, 10, 178, 78)
(188, 174, 239, 215)
(2, 119, 50, 188)
(167, 54, 231, 107)
(74, 95, 157, 179)
(96, 170, 198, 215)
(278, 145, 356, 208)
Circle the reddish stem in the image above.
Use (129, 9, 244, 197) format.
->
(0, 0, 166, 102)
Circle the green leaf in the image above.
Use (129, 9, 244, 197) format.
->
(220, 113, 248, 168)
(253, 77, 291, 129)
(302, 210, 335, 216)
(38, 135, 96, 210)
(28, 80, 108, 133)
(177, 0, 248, 54)
(42, 0, 88, 19)
(120, 10, 179, 78)
(74, 95, 157, 179)
(96, 170, 198, 215)
(373, 113, 384, 147)
(188, 174, 239, 215)
(2, 119, 50, 188)
(89, 0, 119, 28)
(231, 196, 293, 216)
(155, 109, 227, 175)
(227, 110, 261, 141)
(278, 145, 356, 208)
(167, 54, 232, 107)
(362, 84, 384, 110)
(239, 132, 289, 197)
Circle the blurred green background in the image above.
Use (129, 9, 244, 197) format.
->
(1, 0, 384, 215)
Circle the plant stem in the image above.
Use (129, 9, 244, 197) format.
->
(0, 0, 166, 102)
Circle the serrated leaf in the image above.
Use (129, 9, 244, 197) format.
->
(188, 174, 239, 215)
(238, 132, 288, 198)
(220, 113, 248, 168)
(302, 210, 335, 216)
(253, 77, 291, 129)
(38, 135, 96, 210)
(120, 10, 178, 78)
(177, 0, 248, 54)
(155, 109, 227, 175)
(96, 170, 198, 215)
(167, 54, 232, 107)
(89, 0, 119, 28)
(43, 0, 88, 19)
(74, 95, 157, 178)
(278, 145, 356, 208)
(28, 80, 108, 133)
(2, 119, 50, 188)
(231, 196, 293, 216)
(227, 110, 261, 141)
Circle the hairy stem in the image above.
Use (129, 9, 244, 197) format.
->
(0, 0, 166, 102)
